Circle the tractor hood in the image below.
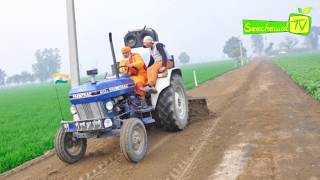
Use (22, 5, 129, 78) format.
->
(69, 74, 135, 104)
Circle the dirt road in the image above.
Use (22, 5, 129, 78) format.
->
(1, 59, 320, 180)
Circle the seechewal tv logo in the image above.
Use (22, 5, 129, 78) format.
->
(243, 7, 312, 36)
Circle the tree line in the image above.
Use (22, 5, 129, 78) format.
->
(223, 26, 320, 61)
(0, 48, 192, 87)
(2, 26, 318, 87)
(0, 48, 61, 87)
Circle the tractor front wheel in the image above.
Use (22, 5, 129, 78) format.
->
(120, 118, 147, 163)
(55, 127, 87, 164)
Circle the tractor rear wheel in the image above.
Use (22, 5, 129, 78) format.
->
(120, 118, 147, 163)
(155, 74, 189, 131)
(55, 127, 87, 164)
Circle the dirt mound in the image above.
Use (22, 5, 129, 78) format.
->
(188, 96, 210, 120)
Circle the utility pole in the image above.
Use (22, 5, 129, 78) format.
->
(66, 0, 80, 87)
(264, 35, 267, 56)
(239, 39, 244, 66)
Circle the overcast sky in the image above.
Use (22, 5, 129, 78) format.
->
(0, 0, 319, 76)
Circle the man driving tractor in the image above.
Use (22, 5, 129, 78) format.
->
(119, 46, 147, 97)
(141, 36, 174, 93)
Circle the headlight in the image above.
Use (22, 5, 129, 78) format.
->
(104, 119, 113, 128)
(105, 101, 114, 111)
(70, 105, 77, 114)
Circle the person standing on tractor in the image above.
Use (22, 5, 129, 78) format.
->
(141, 36, 174, 93)
(119, 46, 147, 97)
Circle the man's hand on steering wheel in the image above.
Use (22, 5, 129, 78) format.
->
(125, 62, 134, 68)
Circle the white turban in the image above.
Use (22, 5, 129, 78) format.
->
(143, 36, 154, 43)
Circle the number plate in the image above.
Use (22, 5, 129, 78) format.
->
(62, 119, 112, 132)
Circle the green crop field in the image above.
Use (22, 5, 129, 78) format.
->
(0, 84, 71, 173)
(182, 60, 236, 89)
(0, 60, 236, 173)
(273, 52, 320, 101)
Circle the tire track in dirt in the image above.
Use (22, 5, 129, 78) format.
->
(84, 132, 176, 180)
(177, 60, 268, 180)
(166, 117, 221, 180)
(161, 61, 264, 180)
(208, 143, 251, 180)
(183, 59, 320, 180)
(237, 60, 320, 180)
(1, 124, 192, 180)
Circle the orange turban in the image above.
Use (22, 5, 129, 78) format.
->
(121, 47, 131, 54)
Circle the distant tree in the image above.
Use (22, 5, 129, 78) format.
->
(279, 36, 299, 50)
(178, 52, 190, 64)
(29, 74, 36, 83)
(7, 74, 22, 84)
(223, 36, 247, 60)
(32, 48, 61, 82)
(19, 72, 28, 83)
(15, 75, 22, 84)
(264, 42, 274, 55)
(6, 72, 35, 86)
(251, 35, 264, 56)
(0, 69, 6, 86)
(20, 71, 34, 83)
(6, 76, 13, 85)
(304, 26, 320, 50)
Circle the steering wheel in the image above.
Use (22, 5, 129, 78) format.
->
(119, 65, 138, 75)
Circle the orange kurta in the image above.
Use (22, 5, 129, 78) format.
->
(120, 53, 147, 96)
(147, 60, 173, 87)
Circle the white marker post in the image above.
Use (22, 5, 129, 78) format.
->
(193, 70, 198, 87)
(66, 0, 80, 88)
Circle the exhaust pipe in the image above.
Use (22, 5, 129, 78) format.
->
(108, 32, 120, 79)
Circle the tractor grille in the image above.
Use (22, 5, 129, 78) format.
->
(75, 102, 106, 120)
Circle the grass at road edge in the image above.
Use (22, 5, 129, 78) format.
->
(272, 52, 320, 101)
(182, 60, 236, 89)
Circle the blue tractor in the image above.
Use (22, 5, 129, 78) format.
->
(55, 28, 189, 163)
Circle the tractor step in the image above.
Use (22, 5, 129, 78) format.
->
(136, 106, 153, 113)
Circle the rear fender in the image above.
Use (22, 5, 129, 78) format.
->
(151, 68, 182, 109)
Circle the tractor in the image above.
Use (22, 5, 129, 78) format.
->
(54, 27, 189, 163)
